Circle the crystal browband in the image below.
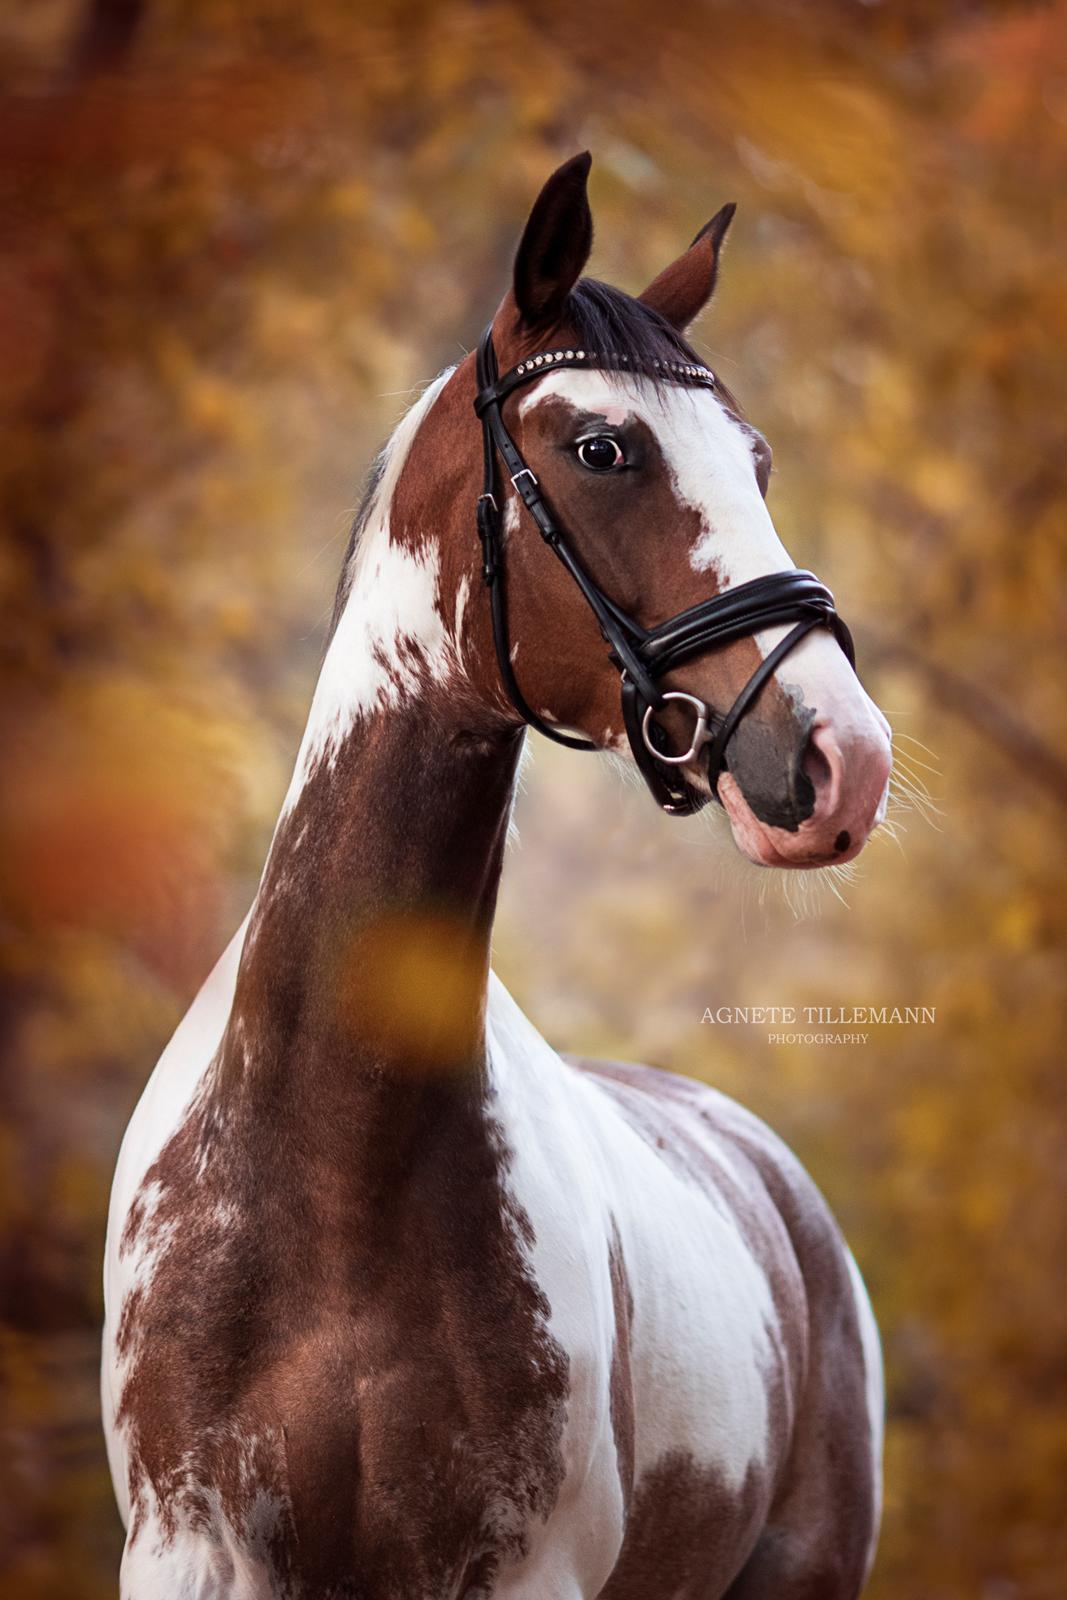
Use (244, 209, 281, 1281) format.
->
(473, 346, 718, 415)
(512, 350, 715, 384)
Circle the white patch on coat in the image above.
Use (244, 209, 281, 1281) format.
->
(454, 571, 471, 644)
(102, 916, 250, 1529)
(485, 974, 783, 1596)
(120, 1460, 289, 1600)
(281, 369, 460, 814)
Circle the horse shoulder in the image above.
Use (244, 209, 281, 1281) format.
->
(101, 915, 250, 1528)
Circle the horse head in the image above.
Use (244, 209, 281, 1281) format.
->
(449, 152, 892, 867)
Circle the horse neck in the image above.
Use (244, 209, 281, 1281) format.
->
(218, 368, 520, 1177)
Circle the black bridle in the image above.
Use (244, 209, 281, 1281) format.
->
(473, 325, 855, 816)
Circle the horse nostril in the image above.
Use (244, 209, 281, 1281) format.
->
(803, 722, 844, 817)
(804, 738, 832, 794)
(834, 830, 851, 853)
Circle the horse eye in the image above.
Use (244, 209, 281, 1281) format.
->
(576, 436, 625, 473)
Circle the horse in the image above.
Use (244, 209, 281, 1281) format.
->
(102, 152, 893, 1600)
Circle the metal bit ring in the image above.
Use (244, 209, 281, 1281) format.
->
(641, 692, 712, 766)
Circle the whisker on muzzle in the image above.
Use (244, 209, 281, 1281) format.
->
(887, 759, 943, 829)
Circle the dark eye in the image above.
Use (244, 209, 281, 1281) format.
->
(576, 436, 624, 473)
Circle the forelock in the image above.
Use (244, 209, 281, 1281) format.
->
(561, 279, 742, 410)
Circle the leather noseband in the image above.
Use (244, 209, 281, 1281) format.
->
(473, 325, 855, 816)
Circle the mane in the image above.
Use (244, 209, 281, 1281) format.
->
(565, 279, 702, 377)
(326, 453, 386, 645)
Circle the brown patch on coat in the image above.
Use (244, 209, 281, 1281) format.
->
(116, 708, 569, 1597)
(607, 1218, 635, 1516)
(598, 1450, 765, 1600)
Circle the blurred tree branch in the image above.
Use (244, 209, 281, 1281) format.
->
(64, 0, 145, 82)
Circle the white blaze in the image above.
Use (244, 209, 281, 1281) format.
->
(518, 368, 888, 764)
(518, 370, 789, 588)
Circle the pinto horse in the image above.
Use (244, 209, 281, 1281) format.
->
(103, 154, 893, 1599)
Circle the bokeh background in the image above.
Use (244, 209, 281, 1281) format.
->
(2, 1, 1065, 1595)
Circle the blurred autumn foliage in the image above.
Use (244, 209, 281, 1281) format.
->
(1, 0, 1066, 1595)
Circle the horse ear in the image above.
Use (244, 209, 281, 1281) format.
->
(638, 203, 737, 331)
(512, 152, 594, 328)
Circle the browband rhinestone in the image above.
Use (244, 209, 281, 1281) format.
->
(502, 348, 717, 388)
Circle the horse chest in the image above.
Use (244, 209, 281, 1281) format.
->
(107, 1077, 576, 1596)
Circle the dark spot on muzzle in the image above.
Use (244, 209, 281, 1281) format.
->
(719, 708, 817, 832)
